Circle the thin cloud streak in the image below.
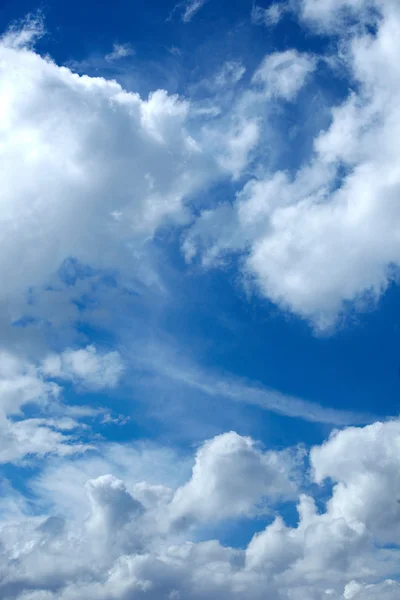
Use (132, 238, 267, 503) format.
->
(129, 343, 376, 426)
(182, 0, 208, 22)
(168, 0, 209, 23)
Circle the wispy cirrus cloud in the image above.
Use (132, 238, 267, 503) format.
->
(168, 0, 209, 23)
(251, 2, 289, 27)
(127, 339, 375, 426)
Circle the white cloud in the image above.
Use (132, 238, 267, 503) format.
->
(0, 20, 216, 311)
(0, 345, 123, 465)
(311, 421, 400, 545)
(1, 12, 45, 49)
(214, 119, 260, 180)
(168, 0, 209, 23)
(251, 3, 289, 27)
(252, 50, 316, 101)
(344, 580, 400, 599)
(105, 42, 134, 61)
(185, 0, 400, 330)
(85, 474, 144, 543)
(0, 16, 317, 340)
(300, 0, 378, 31)
(181, 0, 208, 22)
(214, 61, 246, 87)
(169, 432, 297, 526)
(0, 351, 60, 416)
(41, 345, 124, 389)
(0, 423, 400, 598)
(0, 417, 90, 464)
(189, 50, 314, 183)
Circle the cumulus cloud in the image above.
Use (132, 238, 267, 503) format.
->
(0, 18, 216, 311)
(41, 345, 124, 390)
(185, 0, 400, 330)
(169, 432, 298, 526)
(311, 421, 400, 544)
(0, 423, 400, 598)
(85, 474, 144, 546)
(0, 14, 318, 338)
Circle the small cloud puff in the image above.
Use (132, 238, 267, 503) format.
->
(105, 42, 134, 61)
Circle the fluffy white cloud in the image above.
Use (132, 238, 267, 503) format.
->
(186, 0, 400, 330)
(300, 0, 378, 31)
(41, 345, 124, 389)
(311, 421, 400, 544)
(0, 423, 399, 599)
(0, 351, 60, 416)
(0, 15, 320, 339)
(0, 16, 215, 310)
(169, 432, 297, 526)
(85, 474, 144, 545)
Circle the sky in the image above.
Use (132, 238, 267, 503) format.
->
(1, 0, 400, 598)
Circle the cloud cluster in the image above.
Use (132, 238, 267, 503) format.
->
(0, 13, 318, 336)
(186, 0, 400, 329)
(1, 423, 400, 599)
(0, 345, 123, 463)
(3, 4, 400, 331)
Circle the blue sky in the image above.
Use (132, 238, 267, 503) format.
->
(1, 1, 400, 599)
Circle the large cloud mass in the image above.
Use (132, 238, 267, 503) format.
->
(0, 17, 214, 307)
(1, 423, 400, 599)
